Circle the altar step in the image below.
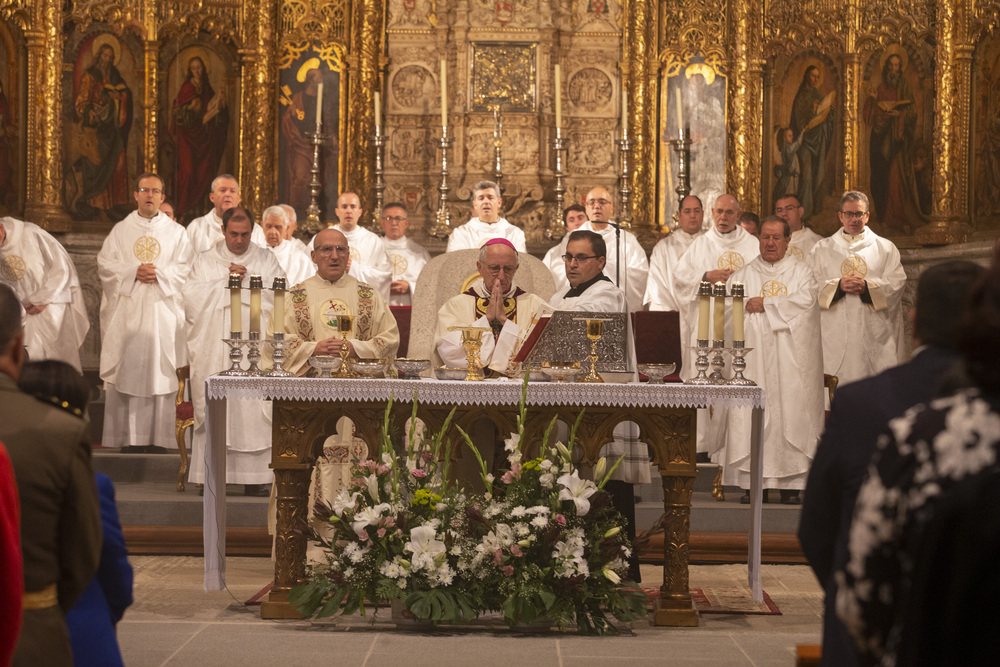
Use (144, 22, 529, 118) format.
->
(94, 453, 804, 561)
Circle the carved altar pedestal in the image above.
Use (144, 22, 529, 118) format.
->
(202, 377, 765, 627)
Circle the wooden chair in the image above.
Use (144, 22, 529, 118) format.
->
(175, 366, 194, 491)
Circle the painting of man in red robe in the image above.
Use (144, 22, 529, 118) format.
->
(281, 67, 322, 213)
(171, 55, 230, 220)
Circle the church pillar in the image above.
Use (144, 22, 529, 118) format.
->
(621, 0, 659, 242)
(841, 0, 861, 193)
(23, 0, 70, 231)
(345, 0, 386, 221)
(917, 0, 970, 245)
(725, 0, 764, 213)
(238, 0, 278, 216)
(142, 39, 159, 174)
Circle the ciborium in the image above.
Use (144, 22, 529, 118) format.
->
(448, 325, 492, 381)
(575, 317, 611, 383)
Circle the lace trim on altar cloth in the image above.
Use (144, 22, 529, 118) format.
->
(206, 376, 765, 409)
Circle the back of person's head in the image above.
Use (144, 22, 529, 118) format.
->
(18, 360, 90, 418)
(959, 263, 1000, 393)
(0, 283, 22, 357)
(916, 260, 987, 349)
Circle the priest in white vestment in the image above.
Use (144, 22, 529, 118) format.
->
(186, 174, 266, 253)
(279, 204, 310, 253)
(184, 207, 284, 493)
(433, 238, 547, 374)
(99, 174, 195, 450)
(0, 217, 89, 371)
(644, 195, 706, 312)
(445, 180, 527, 252)
(547, 187, 649, 311)
(380, 202, 431, 307)
(717, 218, 824, 504)
(308, 192, 392, 300)
(261, 205, 314, 286)
(674, 194, 761, 452)
(270, 228, 400, 376)
(542, 204, 588, 278)
(775, 194, 823, 261)
(809, 191, 906, 385)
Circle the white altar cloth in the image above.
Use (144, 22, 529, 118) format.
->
(203, 377, 766, 601)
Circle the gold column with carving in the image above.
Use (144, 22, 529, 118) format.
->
(621, 0, 659, 242)
(239, 0, 278, 215)
(841, 0, 861, 193)
(23, 0, 69, 231)
(345, 0, 385, 216)
(725, 0, 764, 213)
(141, 0, 158, 174)
(918, 0, 970, 245)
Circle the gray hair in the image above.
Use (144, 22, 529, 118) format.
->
(471, 180, 501, 202)
(262, 205, 288, 226)
(839, 190, 870, 212)
(279, 204, 297, 224)
(478, 242, 520, 266)
(211, 174, 239, 193)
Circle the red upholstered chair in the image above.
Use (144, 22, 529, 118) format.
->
(175, 366, 194, 491)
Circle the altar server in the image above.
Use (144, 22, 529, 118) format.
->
(99, 173, 194, 450)
(380, 202, 431, 307)
(184, 206, 284, 495)
(446, 181, 527, 252)
(186, 174, 266, 252)
(0, 217, 89, 371)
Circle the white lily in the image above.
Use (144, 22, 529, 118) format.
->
(404, 525, 447, 571)
(557, 470, 598, 516)
(352, 503, 391, 537)
(603, 568, 622, 584)
(331, 489, 360, 517)
(363, 473, 380, 502)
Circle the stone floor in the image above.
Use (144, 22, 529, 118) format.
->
(117, 557, 824, 666)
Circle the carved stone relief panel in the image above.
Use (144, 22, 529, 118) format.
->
(573, 0, 620, 33)
(568, 67, 614, 114)
(391, 64, 437, 112)
(387, 0, 436, 29)
(386, 125, 436, 173)
(568, 125, 615, 175)
(465, 129, 539, 174)
(470, 0, 549, 30)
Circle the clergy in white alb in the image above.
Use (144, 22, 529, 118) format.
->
(270, 228, 400, 377)
(433, 238, 547, 374)
(186, 174, 266, 253)
(308, 192, 393, 300)
(809, 191, 906, 385)
(0, 217, 89, 371)
(644, 195, 706, 312)
(98, 174, 195, 448)
(775, 194, 823, 261)
(445, 181, 527, 252)
(542, 205, 588, 280)
(261, 205, 314, 286)
(183, 207, 285, 488)
(279, 204, 310, 253)
(380, 202, 431, 307)
(717, 218, 824, 499)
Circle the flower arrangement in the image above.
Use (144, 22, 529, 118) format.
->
(289, 377, 648, 634)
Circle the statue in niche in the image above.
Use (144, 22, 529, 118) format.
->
(783, 62, 835, 219)
(863, 45, 928, 233)
(68, 34, 134, 220)
(170, 52, 230, 221)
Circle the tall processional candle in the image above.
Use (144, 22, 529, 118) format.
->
(315, 83, 324, 132)
(228, 273, 242, 334)
(249, 275, 263, 334)
(732, 282, 745, 342)
(272, 277, 286, 334)
(440, 58, 448, 127)
(697, 280, 712, 340)
(712, 282, 726, 342)
(374, 91, 381, 131)
(554, 63, 562, 129)
(676, 90, 684, 133)
(621, 86, 628, 137)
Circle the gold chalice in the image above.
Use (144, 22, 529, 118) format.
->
(334, 314, 356, 378)
(448, 325, 493, 381)
(575, 317, 611, 383)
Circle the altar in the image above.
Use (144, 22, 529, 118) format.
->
(203, 377, 765, 626)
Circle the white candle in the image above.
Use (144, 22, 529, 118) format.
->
(712, 283, 725, 342)
(554, 63, 562, 129)
(229, 276, 241, 334)
(733, 283, 745, 342)
(621, 86, 628, 137)
(374, 91, 381, 131)
(440, 59, 448, 128)
(272, 279, 285, 335)
(315, 82, 324, 131)
(697, 284, 710, 341)
(249, 277, 262, 334)
(676, 89, 683, 132)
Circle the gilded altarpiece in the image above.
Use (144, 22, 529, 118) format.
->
(0, 24, 22, 215)
(972, 29, 1000, 232)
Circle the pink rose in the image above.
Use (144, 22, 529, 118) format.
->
(421, 452, 434, 461)
(501, 470, 516, 485)
(377, 464, 390, 475)
(502, 565, 514, 577)
(493, 549, 503, 566)
(555, 514, 567, 526)
(510, 544, 523, 557)
(410, 469, 428, 478)
(377, 528, 386, 538)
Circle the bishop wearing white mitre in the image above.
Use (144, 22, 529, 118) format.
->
(184, 206, 285, 493)
(446, 180, 527, 252)
(717, 218, 824, 504)
(0, 217, 90, 371)
(98, 173, 194, 449)
(809, 191, 906, 385)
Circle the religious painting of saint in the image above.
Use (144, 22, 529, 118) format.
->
(65, 33, 136, 221)
(278, 43, 344, 222)
(659, 58, 726, 228)
(862, 44, 931, 235)
(168, 48, 231, 221)
(0, 28, 19, 214)
(769, 56, 837, 224)
(972, 34, 1000, 231)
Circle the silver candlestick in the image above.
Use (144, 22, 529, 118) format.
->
(667, 127, 693, 221)
(545, 128, 568, 241)
(430, 125, 454, 239)
(219, 332, 249, 376)
(492, 104, 504, 194)
(728, 340, 755, 386)
(372, 122, 386, 232)
(304, 127, 333, 237)
(617, 135, 633, 231)
(685, 340, 712, 385)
